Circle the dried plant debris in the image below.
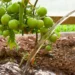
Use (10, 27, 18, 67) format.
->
(0, 62, 22, 75)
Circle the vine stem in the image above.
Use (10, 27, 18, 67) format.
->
(19, 2, 24, 26)
(32, 0, 38, 45)
(19, 0, 28, 67)
(19, 1, 25, 35)
(23, 10, 75, 75)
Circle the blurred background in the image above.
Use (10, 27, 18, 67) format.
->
(12, 0, 75, 16)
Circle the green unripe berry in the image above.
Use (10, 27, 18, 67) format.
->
(11, 3, 20, 13)
(45, 45, 51, 51)
(44, 17, 54, 28)
(36, 7, 47, 16)
(8, 19, 19, 29)
(27, 18, 38, 28)
(0, 7, 6, 17)
(0, 25, 3, 30)
(36, 20, 44, 29)
(3, 30, 9, 37)
(49, 33, 58, 42)
(1, 14, 11, 25)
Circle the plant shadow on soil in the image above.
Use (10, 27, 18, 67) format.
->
(0, 35, 75, 75)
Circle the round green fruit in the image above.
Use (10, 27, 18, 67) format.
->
(0, 7, 6, 17)
(36, 20, 44, 29)
(11, 3, 20, 13)
(49, 33, 58, 42)
(27, 18, 38, 28)
(3, 30, 9, 37)
(8, 19, 19, 29)
(40, 27, 48, 34)
(45, 45, 51, 51)
(36, 7, 47, 16)
(7, 5, 12, 14)
(26, 9, 32, 15)
(1, 14, 11, 25)
(20, 24, 26, 29)
(44, 17, 54, 28)
(0, 25, 3, 30)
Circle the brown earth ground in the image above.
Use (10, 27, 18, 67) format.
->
(0, 35, 75, 75)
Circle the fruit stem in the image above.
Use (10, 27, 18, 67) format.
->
(19, 2, 24, 35)
(35, 30, 38, 45)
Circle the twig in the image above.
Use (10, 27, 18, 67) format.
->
(34, 0, 38, 7)
(33, 0, 38, 15)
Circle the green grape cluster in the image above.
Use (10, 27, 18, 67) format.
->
(0, 0, 59, 49)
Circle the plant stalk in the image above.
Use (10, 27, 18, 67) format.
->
(19, 2, 25, 35)
(19, 2, 24, 26)
(32, 0, 38, 45)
